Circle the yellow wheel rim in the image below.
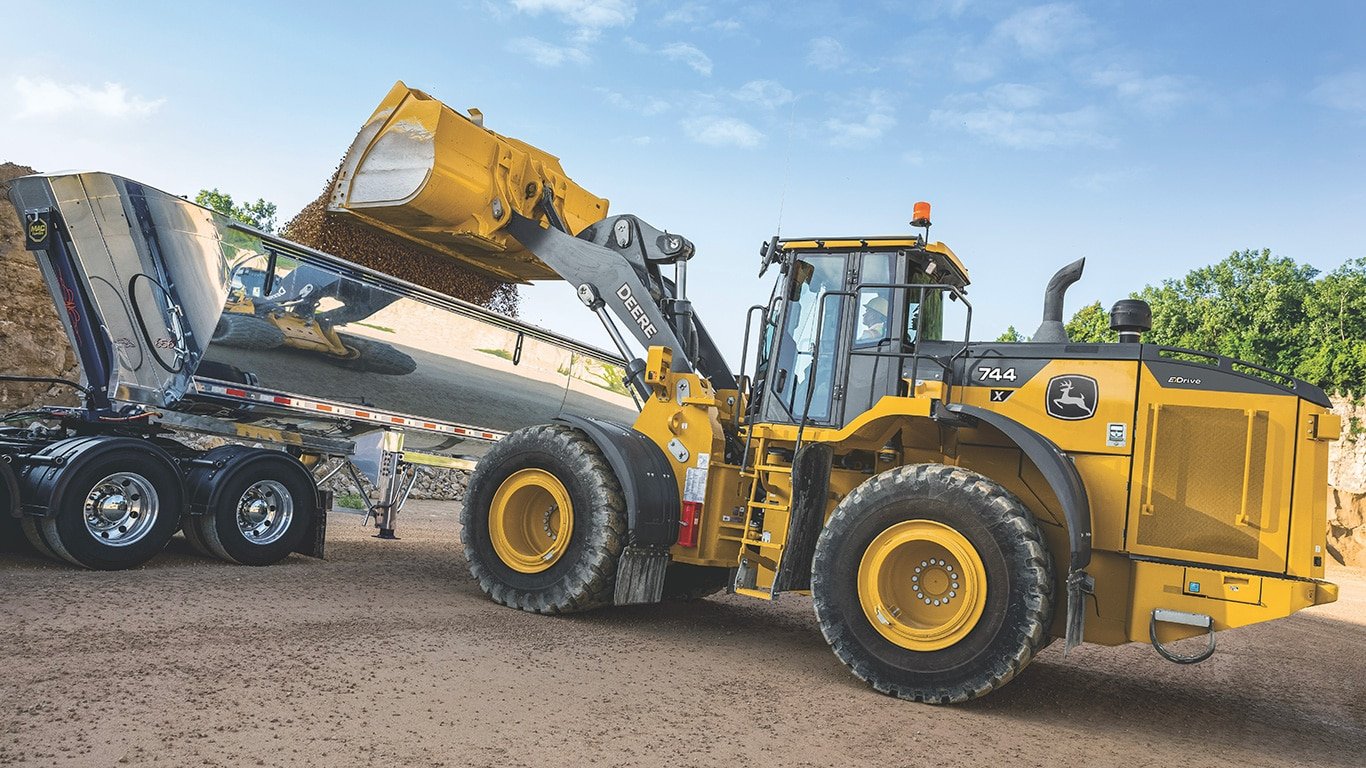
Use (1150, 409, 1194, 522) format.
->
(857, 520, 988, 652)
(488, 469, 573, 574)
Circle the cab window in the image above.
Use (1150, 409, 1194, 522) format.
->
(855, 252, 894, 347)
(770, 254, 844, 422)
(905, 271, 944, 343)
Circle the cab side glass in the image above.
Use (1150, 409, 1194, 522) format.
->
(771, 255, 844, 422)
(855, 252, 894, 347)
(905, 273, 947, 344)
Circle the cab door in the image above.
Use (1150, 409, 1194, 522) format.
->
(759, 253, 849, 426)
(838, 251, 905, 426)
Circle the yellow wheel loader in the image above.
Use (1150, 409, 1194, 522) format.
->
(331, 82, 1340, 703)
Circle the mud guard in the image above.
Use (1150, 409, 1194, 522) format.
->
(19, 436, 179, 517)
(185, 446, 313, 515)
(941, 403, 1094, 654)
(773, 443, 833, 593)
(552, 415, 679, 547)
(1, 457, 20, 519)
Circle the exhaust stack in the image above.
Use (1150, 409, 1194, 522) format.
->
(1032, 258, 1085, 343)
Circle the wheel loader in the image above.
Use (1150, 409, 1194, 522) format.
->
(331, 82, 1340, 703)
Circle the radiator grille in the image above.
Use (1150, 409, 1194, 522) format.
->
(1136, 405, 1266, 559)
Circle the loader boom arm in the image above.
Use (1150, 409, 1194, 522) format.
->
(505, 211, 736, 391)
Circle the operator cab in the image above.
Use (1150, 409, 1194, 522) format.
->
(751, 232, 970, 429)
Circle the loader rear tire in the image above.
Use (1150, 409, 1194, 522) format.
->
(212, 313, 286, 349)
(812, 463, 1054, 704)
(461, 424, 625, 614)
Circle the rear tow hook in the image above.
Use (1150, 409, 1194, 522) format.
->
(1149, 609, 1216, 664)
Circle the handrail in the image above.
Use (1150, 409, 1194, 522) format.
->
(797, 289, 856, 452)
(737, 303, 771, 471)
(1144, 345, 1330, 405)
(853, 281, 973, 406)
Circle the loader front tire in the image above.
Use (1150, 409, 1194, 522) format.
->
(812, 464, 1054, 704)
(462, 424, 626, 613)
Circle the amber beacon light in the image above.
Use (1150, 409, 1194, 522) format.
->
(911, 201, 932, 228)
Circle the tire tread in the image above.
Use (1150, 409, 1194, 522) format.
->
(460, 424, 626, 614)
(812, 463, 1055, 704)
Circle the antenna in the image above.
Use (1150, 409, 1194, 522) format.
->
(773, 96, 799, 237)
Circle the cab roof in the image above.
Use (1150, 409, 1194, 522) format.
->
(776, 235, 970, 287)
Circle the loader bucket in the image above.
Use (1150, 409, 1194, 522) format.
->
(328, 81, 609, 283)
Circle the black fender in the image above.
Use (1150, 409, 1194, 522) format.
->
(184, 445, 315, 517)
(20, 436, 181, 518)
(773, 442, 833, 593)
(553, 415, 679, 547)
(941, 403, 1094, 652)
